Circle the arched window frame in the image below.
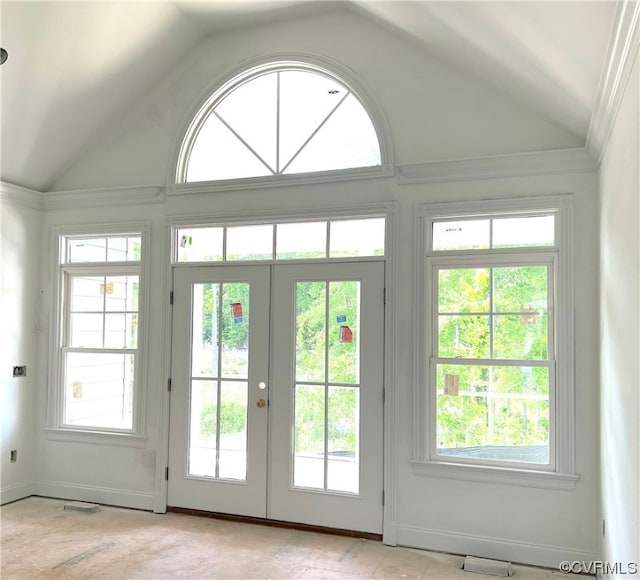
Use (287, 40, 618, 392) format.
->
(170, 54, 394, 195)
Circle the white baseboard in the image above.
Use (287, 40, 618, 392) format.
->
(396, 524, 599, 570)
(0, 481, 36, 505)
(34, 480, 154, 511)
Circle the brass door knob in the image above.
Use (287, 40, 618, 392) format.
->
(257, 399, 267, 408)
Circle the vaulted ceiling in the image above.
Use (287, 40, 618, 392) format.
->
(0, 1, 619, 192)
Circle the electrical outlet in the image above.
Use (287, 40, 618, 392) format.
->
(10, 450, 17, 462)
(13, 366, 27, 378)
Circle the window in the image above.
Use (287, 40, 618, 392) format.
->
(49, 228, 148, 439)
(174, 217, 385, 263)
(176, 60, 389, 186)
(414, 198, 576, 485)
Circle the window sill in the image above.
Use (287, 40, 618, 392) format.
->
(410, 459, 579, 490)
(45, 428, 147, 448)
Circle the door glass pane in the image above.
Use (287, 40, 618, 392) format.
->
(221, 283, 250, 379)
(293, 384, 325, 489)
(189, 379, 217, 478)
(276, 222, 327, 260)
(218, 381, 248, 480)
(327, 386, 359, 493)
(226, 225, 273, 261)
(295, 282, 326, 382)
(192, 284, 219, 378)
(328, 281, 359, 384)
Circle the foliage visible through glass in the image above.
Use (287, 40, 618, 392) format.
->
(293, 280, 361, 493)
(435, 264, 551, 464)
(191, 282, 250, 481)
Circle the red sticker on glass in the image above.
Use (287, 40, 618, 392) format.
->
(339, 325, 353, 343)
(231, 302, 243, 320)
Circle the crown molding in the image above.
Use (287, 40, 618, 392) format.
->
(42, 185, 165, 210)
(0, 181, 43, 210)
(586, 0, 640, 163)
(396, 148, 596, 185)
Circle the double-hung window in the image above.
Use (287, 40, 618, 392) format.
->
(49, 227, 148, 439)
(414, 197, 576, 485)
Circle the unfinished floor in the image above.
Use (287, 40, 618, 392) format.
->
(1, 497, 566, 579)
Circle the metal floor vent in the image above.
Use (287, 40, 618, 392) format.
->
(461, 556, 513, 577)
(63, 501, 100, 513)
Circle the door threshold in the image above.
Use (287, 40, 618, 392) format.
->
(167, 506, 382, 541)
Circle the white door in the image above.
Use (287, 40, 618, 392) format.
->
(168, 262, 384, 533)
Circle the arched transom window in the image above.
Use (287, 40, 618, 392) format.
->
(178, 62, 383, 183)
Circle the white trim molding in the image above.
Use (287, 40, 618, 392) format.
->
(395, 524, 598, 570)
(0, 480, 37, 505)
(587, 0, 640, 162)
(0, 181, 43, 210)
(42, 185, 165, 210)
(397, 148, 596, 185)
(34, 480, 154, 511)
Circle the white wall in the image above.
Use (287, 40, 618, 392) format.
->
(599, 55, 640, 571)
(0, 196, 42, 504)
(25, 8, 600, 569)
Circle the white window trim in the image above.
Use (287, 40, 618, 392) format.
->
(412, 196, 577, 490)
(47, 222, 151, 447)
(167, 53, 394, 195)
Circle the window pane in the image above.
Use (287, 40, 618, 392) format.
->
(226, 225, 273, 261)
(218, 381, 248, 481)
(438, 315, 490, 358)
(70, 276, 104, 312)
(279, 70, 347, 171)
(493, 315, 548, 360)
(69, 313, 103, 348)
(107, 236, 141, 262)
(433, 220, 490, 251)
(68, 238, 107, 263)
(294, 384, 325, 489)
(438, 268, 490, 313)
(105, 276, 139, 312)
(493, 266, 548, 313)
(64, 352, 134, 429)
(177, 227, 224, 263)
(189, 379, 217, 477)
(187, 114, 272, 182)
(104, 313, 138, 349)
(192, 283, 219, 378)
(216, 73, 277, 172)
(221, 283, 249, 379)
(435, 364, 549, 464)
(328, 281, 359, 384)
(276, 222, 327, 260)
(284, 93, 380, 173)
(296, 282, 326, 383)
(327, 386, 359, 493)
(492, 215, 555, 248)
(329, 218, 385, 258)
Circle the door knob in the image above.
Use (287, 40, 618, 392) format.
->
(257, 399, 267, 408)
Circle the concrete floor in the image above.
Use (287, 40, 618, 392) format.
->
(1, 497, 566, 579)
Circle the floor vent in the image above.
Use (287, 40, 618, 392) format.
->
(63, 501, 100, 513)
(461, 556, 513, 577)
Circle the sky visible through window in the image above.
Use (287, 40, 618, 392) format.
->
(185, 68, 381, 182)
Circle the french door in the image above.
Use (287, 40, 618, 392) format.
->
(167, 262, 384, 533)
